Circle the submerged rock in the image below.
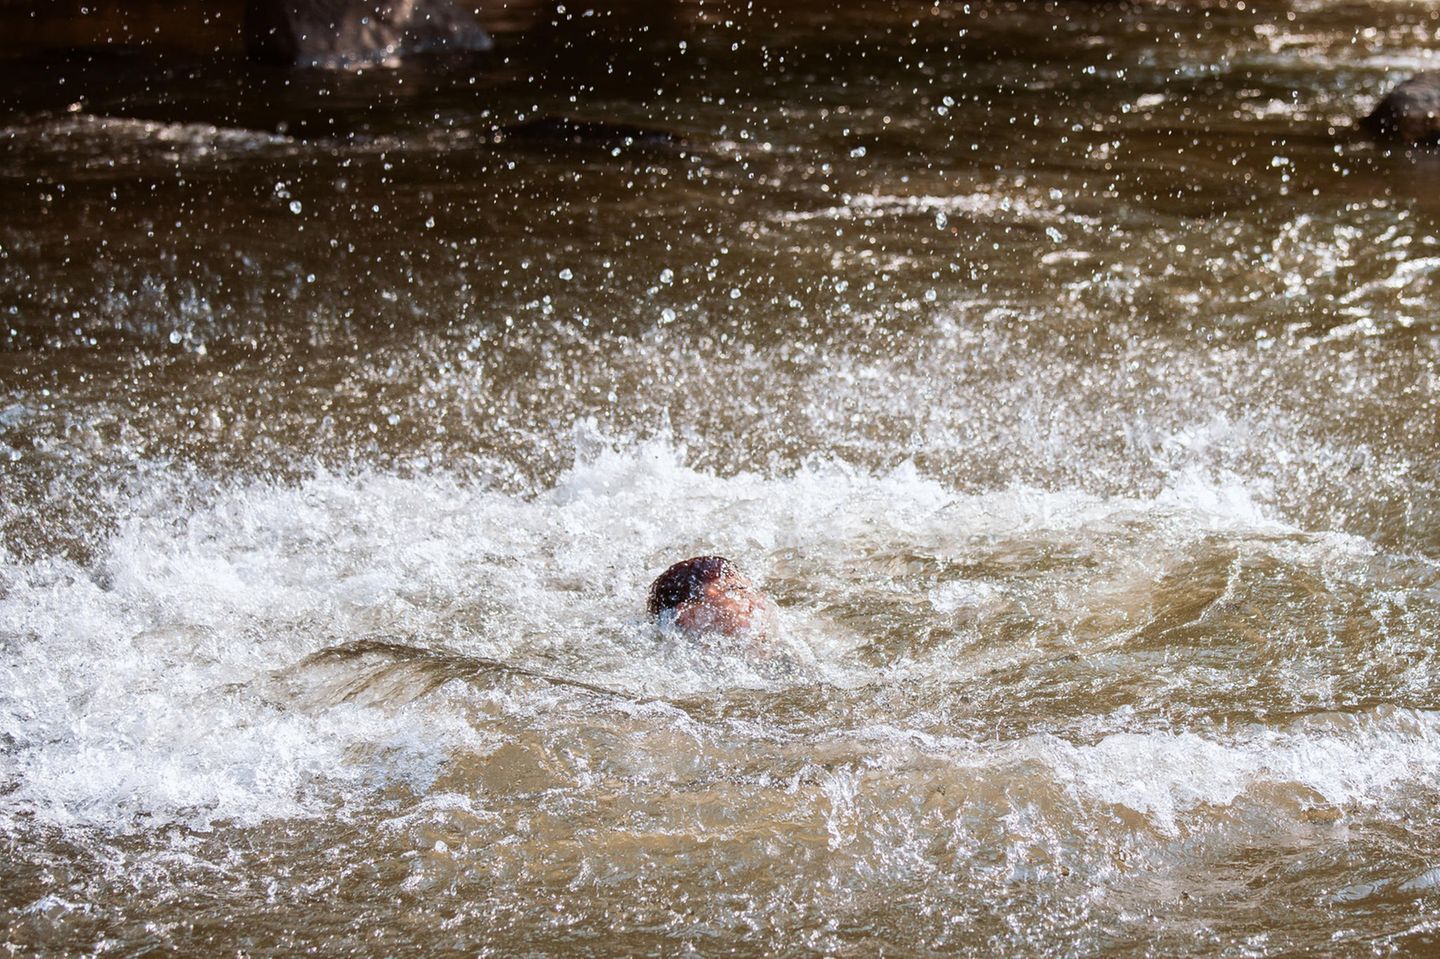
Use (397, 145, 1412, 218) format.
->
(1362, 72, 1440, 145)
(496, 116, 687, 153)
(244, 0, 493, 68)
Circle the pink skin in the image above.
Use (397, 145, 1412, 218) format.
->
(654, 565, 779, 657)
(671, 571, 773, 637)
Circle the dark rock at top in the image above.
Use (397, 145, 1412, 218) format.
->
(496, 116, 687, 153)
(244, 0, 492, 68)
(1362, 72, 1440, 145)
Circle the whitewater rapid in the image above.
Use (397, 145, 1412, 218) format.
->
(3, 428, 1433, 842)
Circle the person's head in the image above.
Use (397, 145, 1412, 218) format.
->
(648, 556, 776, 643)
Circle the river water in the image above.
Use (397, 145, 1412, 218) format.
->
(2, 0, 1440, 954)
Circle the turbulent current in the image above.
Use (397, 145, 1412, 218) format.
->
(3, 0, 1440, 955)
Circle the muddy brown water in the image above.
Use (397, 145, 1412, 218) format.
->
(3, 1, 1440, 955)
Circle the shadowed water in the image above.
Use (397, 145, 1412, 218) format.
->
(3, 0, 1440, 955)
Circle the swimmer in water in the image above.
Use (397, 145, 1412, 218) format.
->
(648, 556, 778, 652)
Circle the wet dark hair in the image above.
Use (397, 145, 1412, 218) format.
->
(647, 556, 739, 616)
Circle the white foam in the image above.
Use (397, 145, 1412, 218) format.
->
(0, 429, 1393, 832)
(771, 189, 1095, 227)
(1036, 708, 1439, 833)
(928, 580, 1005, 615)
(38, 113, 292, 151)
(854, 706, 1440, 835)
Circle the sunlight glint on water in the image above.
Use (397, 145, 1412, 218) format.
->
(3, 0, 1440, 954)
